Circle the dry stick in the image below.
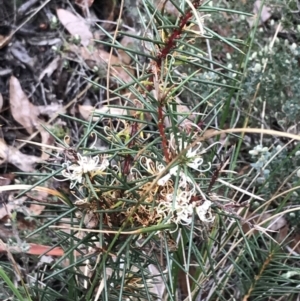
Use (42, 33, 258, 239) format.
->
(17, 80, 98, 150)
(106, 0, 124, 105)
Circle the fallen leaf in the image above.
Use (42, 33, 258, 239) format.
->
(95, 48, 133, 83)
(10, 76, 66, 136)
(39, 57, 60, 81)
(162, 95, 197, 129)
(0, 174, 14, 186)
(9, 76, 40, 134)
(28, 203, 46, 216)
(0, 138, 42, 171)
(69, 45, 133, 83)
(265, 214, 287, 231)
(56, 8, 93, 46)
(148, 264, 166, 298)
(38, 103, 65, 117)
(254, 0, 272, 23)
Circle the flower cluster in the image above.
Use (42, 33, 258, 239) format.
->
(56, 130, 215, 229)
(61, 153, 109, 188)
(155, 137, 215, 226)
(157, 188, 214, 225)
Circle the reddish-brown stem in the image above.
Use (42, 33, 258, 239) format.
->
(156, 0, 201, 65)
(157, 106, 171, 162)
(123, 0, 202, 169)
(153, 0, 202, 162)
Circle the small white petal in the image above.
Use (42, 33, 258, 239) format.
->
(157, 173, 171, 186)
(186, 142, 202, 158)
(178, 172, 194, 189)
(169, 166, 179, 175)
(196, 200, 214, 222)
(187, 157, 203, 169)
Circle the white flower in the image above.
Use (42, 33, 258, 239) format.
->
(174, 203, 194, 225)
(157, 189, 215, 225)
(62, 154, 109, 188)
(157, 166, 178, 186)
(158, 137, 213, 190)
(186, 142, 211, 172)
(157, 189, 194, 225)
(195, 200, 214, 222)
(178, 172, 195, 190)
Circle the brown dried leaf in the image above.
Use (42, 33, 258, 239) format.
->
(38, 103, 66, 117)
(69, 45, 132, 83)
(10, 40, 35, 70)
(28, 203, 46, 216)
(56, 8, 93, 46)
(9, 76, 40, 134)
(10, 76, 65, 135)
(39, 57, 60, 81)
(243, 212, 287, 234)
(265, 214, 287, 231)
(96, 48, 133, 83)
(0, 138, 42, 171)
(0, 174, 14, 186)
(88, 47, 132, 83)
(254, 0, 272, 23)
(148, 264, 166, 299)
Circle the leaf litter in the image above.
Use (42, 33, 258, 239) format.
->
(0, 0, 137, 263)
(56, 8, 93, 47)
